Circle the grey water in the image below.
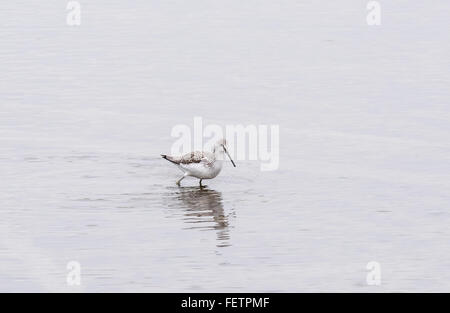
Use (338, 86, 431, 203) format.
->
(1, 1, 450, 292)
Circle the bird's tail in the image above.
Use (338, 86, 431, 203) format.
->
(161, 154, 179, 165)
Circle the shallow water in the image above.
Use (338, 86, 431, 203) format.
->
(1, 1, 450, 292)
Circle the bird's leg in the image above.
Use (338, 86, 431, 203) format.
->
(176, 173, 187, 186)
(199, 179, 206, 188)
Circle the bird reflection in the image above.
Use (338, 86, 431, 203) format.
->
(169, 187, 231, 248)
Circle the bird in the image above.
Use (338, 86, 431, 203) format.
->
(161, 139, 236, 187)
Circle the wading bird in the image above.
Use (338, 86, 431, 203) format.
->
(161, 139, 236, 187)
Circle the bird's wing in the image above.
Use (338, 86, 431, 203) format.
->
(180, 151, 205, 164)
(163, 151, 215, 165)
(200, 152, 215, 166)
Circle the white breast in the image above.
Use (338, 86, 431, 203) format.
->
(180, 160, 223, 179)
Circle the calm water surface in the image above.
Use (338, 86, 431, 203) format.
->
(1, 1, 450, 292)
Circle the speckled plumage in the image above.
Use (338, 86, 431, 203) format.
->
(163, 151, 215, 165)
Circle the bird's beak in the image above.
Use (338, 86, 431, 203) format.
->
(223, 146, 236, 167)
